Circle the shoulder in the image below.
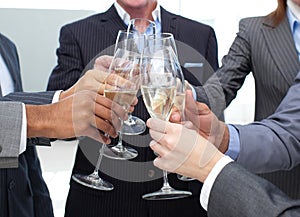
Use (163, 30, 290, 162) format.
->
(239, 16, 266, 28)
(162, 8, 214, 33)
(61, 12, 106, 30)
(0, 33, 17, 49)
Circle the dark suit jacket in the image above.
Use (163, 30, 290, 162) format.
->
(0, 33, 54, 217)
(208, 162, 300, 217)
(47, 5, 218, 217)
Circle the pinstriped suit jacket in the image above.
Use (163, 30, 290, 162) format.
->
(47, 5, 218, 217)
(0, 33, 54, 217)
(208, 16, 300, 199)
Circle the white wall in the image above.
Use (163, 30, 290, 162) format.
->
(0, 8, 94, 91)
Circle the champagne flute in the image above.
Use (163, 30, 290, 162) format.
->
(141, 45, 192, 200)
(174, 71, 196, 182)
(146, 33, 177, 55)
(103, 48, 140, 160)
(117, 18, 156, 135)
(114, 30, 147, 135)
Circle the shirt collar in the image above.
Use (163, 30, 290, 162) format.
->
(114, 2, 161, 26)
(287, 5, 299, 33)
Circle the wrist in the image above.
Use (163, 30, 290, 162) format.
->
(26, 104, 54, 138)
(59, 86, 74, 101)
(219, 123, 229, 153)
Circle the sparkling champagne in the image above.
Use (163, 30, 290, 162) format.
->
(141, 85, 176, 120)
(104, 89, 137, 110)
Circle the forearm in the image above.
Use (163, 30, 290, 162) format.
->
(26, 104, 59, 138)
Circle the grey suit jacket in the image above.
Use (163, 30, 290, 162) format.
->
(212, 16, 299, 119)
(236, 70, 300, 173)
(200, 15, 300, 198)
(207, 162, 300, 217)
(0, 102, 23, 167)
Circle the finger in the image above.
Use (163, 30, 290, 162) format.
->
(149, 140, 168, 157)
(94, 116, 117, 138)
(185, 90, 199, 115)
(86, 127, 111, 144)
(169, 111, 181, 123)
(105, 73, 136, 89)
(183, 121, 194, 129)
(149, 128, 166, 144)
(94, 55, 113, 71)
(146, 118, 171, 134)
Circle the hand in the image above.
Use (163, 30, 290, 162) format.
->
(61, 67, 137, 113)
(170, 90, 229, 153)
(60, 69, 109, 99)
(147, 118, 224, 182)
(94, 55, 113, 72)
(26, 90, 127, 144)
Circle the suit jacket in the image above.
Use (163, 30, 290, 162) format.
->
(0, 33, 54, 217)
(201, 15, 300, 198)
(0, 101, 23, 167)
(208, 162, 300, 217)
(47, 5, 218, 217)
(236, 70, 300, 173)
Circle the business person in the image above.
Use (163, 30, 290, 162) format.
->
(148, 70, 300, 216)
(148, 119, 300, 216)
(47, 0, 218, 216)
(0, 32, 55, 217)
(0, 33, 127, 217)
(198, 0, 300, 198)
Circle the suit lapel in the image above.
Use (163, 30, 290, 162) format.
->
(100, 5, 128, 43)
(160, 7, 178, 39)
(261, 16, 300, 85)
(0, 35, 22, 91)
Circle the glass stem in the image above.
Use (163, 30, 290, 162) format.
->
(92, 143, 106, 176)
(116, 119, 125, 151)
(162, 170, 172, 191)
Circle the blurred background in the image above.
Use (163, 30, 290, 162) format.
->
(0, 0, 277, 216)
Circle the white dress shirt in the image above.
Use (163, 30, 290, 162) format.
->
(0, 53, 14, 96)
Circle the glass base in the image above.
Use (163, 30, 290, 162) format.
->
(122, 116, 146, 135)
(72, 173, 114, 191)
(142, 187, 192, 200)
(103, 145, 138, 160)
(177, 174, 196, 181)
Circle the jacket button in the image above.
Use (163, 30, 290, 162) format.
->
(0, 145, 2, 153)
(8, 180, 15, 190)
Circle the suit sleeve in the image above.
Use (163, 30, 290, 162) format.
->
(235, 71, 300, 173)
(207, 162, 300, 217)
(195, 18, 252, 117)
(2, 91, 55, 105)
(0, 101, 23, 168)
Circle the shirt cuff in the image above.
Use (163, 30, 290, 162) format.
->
(19, 103, 27, 154)
(52, 90, 62, 103)
(200, 155, 233, 211)
(225, 124, 240, 160)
